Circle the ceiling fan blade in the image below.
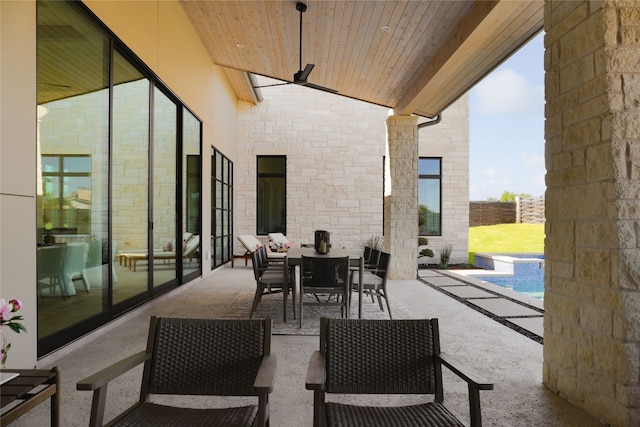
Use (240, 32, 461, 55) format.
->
(253, 81, 291, 89)
(302, 82, 339, 94)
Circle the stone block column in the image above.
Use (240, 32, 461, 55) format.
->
(385, 115, 418, 279)
(544, 1, 640, 425)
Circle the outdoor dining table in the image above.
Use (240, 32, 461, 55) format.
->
(285, 247, 365, 318)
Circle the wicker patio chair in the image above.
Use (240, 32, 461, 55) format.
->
(77, 317, 276, 427)
(306, 318, 494, 427)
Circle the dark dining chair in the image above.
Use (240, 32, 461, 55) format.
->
(77, 317, 276, 427)
(299, 255, 350, 328)
(350, 250, 392, 318)
(306, 317, 494, 427)
(250, 248, 296, 321)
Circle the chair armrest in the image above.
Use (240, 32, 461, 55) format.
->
(305, 351, 326, 390)
(439, 352, 493, 427)
(77, 351, 151, 391)
(254, 354, 277, 393)
(438, 352, 494, 390)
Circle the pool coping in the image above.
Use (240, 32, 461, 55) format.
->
(418, 269, 544, 344)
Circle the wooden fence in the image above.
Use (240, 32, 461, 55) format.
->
(469, 197, 545, 226)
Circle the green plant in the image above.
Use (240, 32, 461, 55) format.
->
(364, 234, 383, 250)
(418, 237, 434, 257)
(439, 243, 453, 268)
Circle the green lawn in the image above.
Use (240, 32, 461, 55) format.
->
(468, 223, 545, 264)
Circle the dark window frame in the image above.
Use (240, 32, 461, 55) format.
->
(40, 154, 92, 235)
(211, 147, 233, 268)
(418, 157, 442, 236)
(256, 155, 286, 236)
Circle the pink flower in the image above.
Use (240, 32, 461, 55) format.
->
(9, 299, 21, 312)
(0, 299, 14, 323)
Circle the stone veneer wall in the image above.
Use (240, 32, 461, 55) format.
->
(385, 115, 418, 279)
(235, 77, 469, 266)
(236, 79, 388, 253)
(543, 1, 640, 425)
(418, 95, 470, 264)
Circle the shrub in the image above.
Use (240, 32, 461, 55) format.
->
(439, 243, 453, 268)
(419, 237, 434, 258)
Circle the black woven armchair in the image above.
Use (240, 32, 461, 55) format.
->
(306, 318, 493, 427)
(77, 317, 276, 427)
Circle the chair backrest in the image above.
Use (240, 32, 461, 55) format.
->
(238, 235, 262, 253)
(363, 246, 372, 264)
(64, 242, 89, 274)
(256, 245, 268, 269)
(301, 256, 349, 288)
(375, 251, 390, 279)
(268, 232, 289, 247)
(144, 317, 271, 396)
(251, 247, 271, 281)
(251, 250, 262, 281)
(368, 248, 381, 268)
(184, 235, 200, 256)
(320, 317, 440, 395)
(37, 244, 66, 279)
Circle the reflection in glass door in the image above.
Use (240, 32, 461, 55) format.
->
(111, 50, 150, 305)
(36, 0, 204, 355)
(183, 111, 201, 279)
(152, 88, 177, 288)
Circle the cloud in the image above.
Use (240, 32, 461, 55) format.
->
(521, 153, 545, 169)
(473, 68, 543, 115)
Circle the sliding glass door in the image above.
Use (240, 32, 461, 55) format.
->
(112, 50, 150, 305)
(37, 0, 202, 356)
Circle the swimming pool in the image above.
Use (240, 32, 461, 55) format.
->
(471, 253, 545, 299)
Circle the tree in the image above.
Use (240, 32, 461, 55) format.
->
(498, 191, 532, 202)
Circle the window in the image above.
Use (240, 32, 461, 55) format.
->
(418, 158, 441, 236)
(257, 156, 286, 235)
(211, 148, 232, 268)
(40, 155, 92, 235)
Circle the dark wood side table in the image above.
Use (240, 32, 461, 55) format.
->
(1, 367, 60, 427)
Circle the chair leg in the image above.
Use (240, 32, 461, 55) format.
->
(250, 286, 262, 318)
(283, 286, 288, 323)
(383, 290, 393, 319)
(291, 282, 297, 320)
(299, 289, 304, 328)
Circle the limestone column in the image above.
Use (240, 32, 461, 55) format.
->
(384, 115, 418, 279)
(544, 1, 640, 425)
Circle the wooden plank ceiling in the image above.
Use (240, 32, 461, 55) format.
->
(180, 0, 543, 118)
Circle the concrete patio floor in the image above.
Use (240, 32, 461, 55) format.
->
(13, 264, 603, 426)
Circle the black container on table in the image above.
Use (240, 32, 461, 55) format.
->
(314, 230, 330, 254)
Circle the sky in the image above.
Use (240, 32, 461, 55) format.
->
(468, 32, 545, 201)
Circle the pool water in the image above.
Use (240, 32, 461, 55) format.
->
(472, 254, 545, 299)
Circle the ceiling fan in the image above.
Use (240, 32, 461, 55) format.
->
(254, 2, 338, 94)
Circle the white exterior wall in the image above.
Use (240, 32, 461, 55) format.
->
(419, 95, 470, 264)
(0, 0, 38, 368)
(235, 78, 388, 252)
(235, 77, 470, 259)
